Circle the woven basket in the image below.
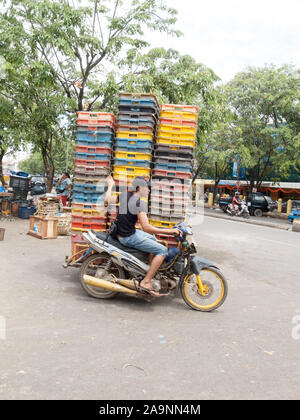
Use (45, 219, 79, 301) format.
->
(35, 197, 60, 217)
(55, 214, 71, 235)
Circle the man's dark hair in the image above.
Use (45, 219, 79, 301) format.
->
(64, 172, 70, 178)
(132, 176, 151, 192)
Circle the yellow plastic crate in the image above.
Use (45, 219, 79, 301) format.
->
(113, 173, 136, 184)
(71, 208, 106, 217)
(115, 150, 152, 161)
(149, 219, 176, 229)
(157, 136, 196, 148)
(116, 131, 153, 140)
(159, 124, 197, 135)
(157, 129, 196, 141)
(160, 111, 198, 121)
(71, 227, 107, 233)
(113, 166, 151, 176)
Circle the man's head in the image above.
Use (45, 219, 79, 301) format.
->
(132, 176, 151, 198)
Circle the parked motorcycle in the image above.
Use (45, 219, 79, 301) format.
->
(227, 200, 250, 219)
(79, 222, 228, 312)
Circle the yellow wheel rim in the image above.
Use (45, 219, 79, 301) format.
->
(183, 269, 225, 310)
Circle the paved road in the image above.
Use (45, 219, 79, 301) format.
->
(0, 217, 300, 400)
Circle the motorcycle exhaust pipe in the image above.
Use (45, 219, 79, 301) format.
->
(83, 274, 139, 296)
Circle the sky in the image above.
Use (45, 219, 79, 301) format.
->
(149, 0, 300, 82)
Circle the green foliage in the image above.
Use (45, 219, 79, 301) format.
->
(2, 0, 181, 111)
(223, 64, 300, 189)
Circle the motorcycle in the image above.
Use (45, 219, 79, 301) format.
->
(78, 222, 228, 312)
(227, 200, 250, 219)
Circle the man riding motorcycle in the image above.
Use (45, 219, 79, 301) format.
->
(105, 176, 180, 296)
(232, 191, 242, 215)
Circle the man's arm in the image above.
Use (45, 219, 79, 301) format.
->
(104, 176, 118, 205)
(138, 212, 180, 236)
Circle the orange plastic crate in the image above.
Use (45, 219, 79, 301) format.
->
(77, 112, 116, 126)
(159, 118, 197, 128)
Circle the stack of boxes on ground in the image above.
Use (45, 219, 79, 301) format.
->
(28, 196, 60, 239)
(149, 104, 198, 247)
(109, 92, 160, 227)
(71, 111, 116, 258)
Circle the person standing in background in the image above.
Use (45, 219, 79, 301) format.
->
(56, 172, 72, 206)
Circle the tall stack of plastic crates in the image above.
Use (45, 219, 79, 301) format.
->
(150, 104, 198, 247)
(109, 93, 159, 225)
(71, 111, 116, 258)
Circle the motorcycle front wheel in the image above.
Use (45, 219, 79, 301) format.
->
(80, 253, 125, 299)
(180, 267, 228, 312)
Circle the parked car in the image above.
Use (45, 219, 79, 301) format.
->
(29, 175, 47, 196)
(219, 192, 277, 217)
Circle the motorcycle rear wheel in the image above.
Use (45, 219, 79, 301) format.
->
(80, 253, 125, 299)
(180, 267, 228, 312)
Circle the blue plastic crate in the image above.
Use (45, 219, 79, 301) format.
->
(18, 206, 36, 219)
(117, 117, 156, 127)
(75, 152, 111, 161)
(114, 158, 151, 168)
(153, 162, 192, 173)
(76, 132, 114, 142)
(72, 193, 105, 204)
(77, 126, 114, 134)
(119, 98, 158, 108)
(76, 139, 113, 148)
(73, 183, 107, 194)
(115, 138, 153, 151)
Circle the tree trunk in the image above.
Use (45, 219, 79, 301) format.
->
(41, 147, 55, 194)
(0, 148, 6, 187)
(192, 157, 208, 183)
(46, 163, 55, 193)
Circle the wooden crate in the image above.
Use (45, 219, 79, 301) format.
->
(28, 216, 58, 239)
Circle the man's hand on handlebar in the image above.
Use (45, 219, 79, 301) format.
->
(170, 228, 181, 236)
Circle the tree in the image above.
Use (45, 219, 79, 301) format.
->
(2, 0, 180, 112)
(19, 139, 75, 175)
(0, 94, 25, 186)
(0, 0, 182, 187)
(224, 65, 300, 191)
(0, 5, 75, 191)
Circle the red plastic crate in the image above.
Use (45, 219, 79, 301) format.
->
(71, 233, 89, 262)
(155, 233, 178, 248)
(117, 124, 154, 134)
(151, 180, 191, 191)
(72, 214, 106, 225)
(75, 145, 112, 155)
(152, 169, 192, 180)
(159, 118, 197, 128)
(75, 159, 111, 167)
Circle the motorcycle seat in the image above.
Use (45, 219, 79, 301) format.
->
(95, 232, 149, 263)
